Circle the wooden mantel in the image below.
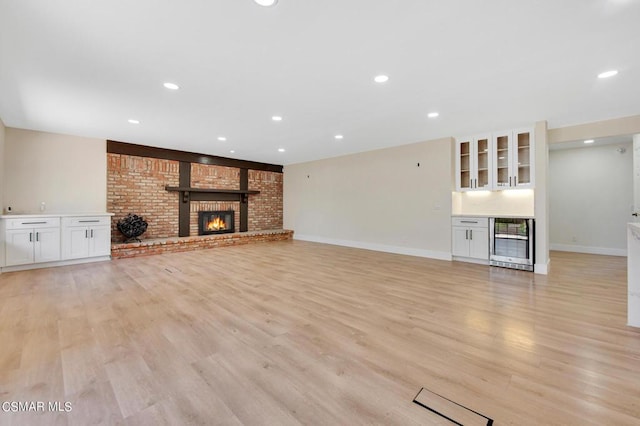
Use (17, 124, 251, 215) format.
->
(165, 186, 260, 203)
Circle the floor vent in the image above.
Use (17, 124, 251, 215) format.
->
(412, 387, 493, 426)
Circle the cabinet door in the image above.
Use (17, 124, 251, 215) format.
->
(493, 131, 512, 188)
(456, 138, 473, 191)
(88, 226, 111, 257)
(62, 227, 90, 260)
(513, 128, 534, 188)
(468, 227, 489, 260)
(474, 135, 492, 190)
(34, 227, 61, 263)
(5, 229, 34, 266)
(452, 227, 470, 257)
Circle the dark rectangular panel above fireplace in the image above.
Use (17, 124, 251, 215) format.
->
(198, 210, 235, 235)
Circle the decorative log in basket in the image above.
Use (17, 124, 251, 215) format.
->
(117, 213, 148, 243)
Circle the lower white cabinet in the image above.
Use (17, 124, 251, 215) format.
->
(62, 216, 112, 260)
(452, 217, 489, 261)
(2, 213, 112, 271)
(4, 217, 61, 266)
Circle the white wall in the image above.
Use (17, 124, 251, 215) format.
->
(284, 137, 453, 260)
(4, 128, 106, 213)
(0, 118, 5, 211)
(549, 142, 633, 255)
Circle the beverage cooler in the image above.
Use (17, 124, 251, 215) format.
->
(489, 218, 534, 271)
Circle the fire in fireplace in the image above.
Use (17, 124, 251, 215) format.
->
(198, 210, 235, 235)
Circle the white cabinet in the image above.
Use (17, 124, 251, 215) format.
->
(456, 127, 534, 191)
(1, 213, 112, 271)
(493, 127, 534, 189)
(61, 216, 111, 260)
(4, 217, 61, 266)
(452, 217, 489, 261)
(455, 134, 493, 191)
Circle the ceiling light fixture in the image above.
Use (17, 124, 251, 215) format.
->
(217, 136, 227, 141)
(163, 82, 180, 90)
(584, 139, 595, 144)
(254, 0, 278, 6)
(278, 148, 286, 152)
(374, 75, 389, 83)
(334, 135, 344, 140)
(128, 119, 140, 124)
(230, 150, 235, 153)
(597, 70, 618, 79)
(272, 116, 283, 121)
(427, 112, 439, 118)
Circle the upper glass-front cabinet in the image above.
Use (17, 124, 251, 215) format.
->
(492, 128, 534, 189)
(455, 135, 493, 191)
(514, 128, 533, 187)
(456, 127, 535, 192)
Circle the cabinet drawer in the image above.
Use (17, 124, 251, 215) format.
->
(5, 217, 60, 229)
(452, 217, 488, 228)
(62, 216, 111, 227)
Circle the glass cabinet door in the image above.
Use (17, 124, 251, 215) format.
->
(514, 129, 532, 186)
(494, 132, 511, 188)
(475, 136, 490, 189)
(458, 139, 472, 190)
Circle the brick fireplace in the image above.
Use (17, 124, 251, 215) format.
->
(107, 141, 284, 243)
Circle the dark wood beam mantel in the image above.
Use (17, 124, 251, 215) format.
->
(107, 140, 283, 173)
(165, 186, 260, 204)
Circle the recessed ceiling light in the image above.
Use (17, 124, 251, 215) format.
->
(374, 75, 389, 83)
(217, 136, 227, 141)
(163, 82, 180, 90)
(335, 135, 344, 140)
(254, 0, 278, 6)
(278, 148, 286, 152)
(230, 150, 235, 153)
(128, 119, 140, 124)
(584, 139, 595, 144)
(272, 116, 283, 121)
(597, 70, 618, 79)
(427, 112, 439, 118)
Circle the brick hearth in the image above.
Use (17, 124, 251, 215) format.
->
(111, 229, 293, 259)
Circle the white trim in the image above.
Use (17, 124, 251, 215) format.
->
(550, 243, 627, 257)
(534, 259, 550, 275)
(294, 234, 452, 261)
(452, 256, 489, 266)
(0, 256, 111, 273)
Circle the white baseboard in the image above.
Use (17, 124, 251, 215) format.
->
(534, 259, 550, 275)
(550, 243, 627, 257)
(0, 256, 111, 273)
(294, 234, 452, 261)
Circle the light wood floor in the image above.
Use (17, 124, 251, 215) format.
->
(0, 241, 638, 425)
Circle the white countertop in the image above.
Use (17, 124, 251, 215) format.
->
(0, 212, 114, 218)
(452, 214, 534, 219)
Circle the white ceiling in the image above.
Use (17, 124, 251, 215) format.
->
(1, 0, 639, 166)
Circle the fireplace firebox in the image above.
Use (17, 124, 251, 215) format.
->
(198, 210, 235, 235)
